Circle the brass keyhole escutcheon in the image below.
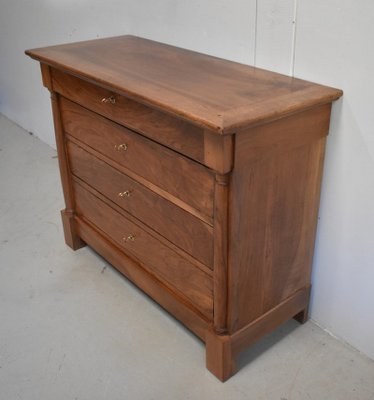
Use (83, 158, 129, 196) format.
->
(118, 190, 132, 198)
(101, 95, 116, 104)
(124, 234, 136, 242)
(114, 143, 128, 151)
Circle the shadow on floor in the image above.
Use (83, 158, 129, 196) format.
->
(236, 319, 301, 371)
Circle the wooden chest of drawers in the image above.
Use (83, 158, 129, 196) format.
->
(26, 36, 342, 381)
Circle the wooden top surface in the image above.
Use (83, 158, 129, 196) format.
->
(26, 35, 342, 133)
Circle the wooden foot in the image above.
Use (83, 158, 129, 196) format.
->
(206, 329, 235, 382)
(61, 209, 86, 250)
(294, 306, 309, 324)
(205, 288, 311, 381)
(293, 286, 311, 324)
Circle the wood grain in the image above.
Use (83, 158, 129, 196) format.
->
(26, 36, 342, 381)
(227, 106, 329, 333)
(52, 68, 206, 161)
(40, 63, 52, 90)
(60, 98, 214, 219)
(73, 181, 213, 318)
(73, 176, 212, 277)
(206, 287, 309, 381)
(67, 133, 213, 226)
(230, 287, 309, 355)
(213, 173, 230, 334)
(50, 91, 85, 250)
(206, 329, 234, 382)
(60, 209, 85, 250)
(26, 35, 342, 133)
(204, 132, 234, 174)
(67, 141, 214, 268)
(75, 216, 210, 340)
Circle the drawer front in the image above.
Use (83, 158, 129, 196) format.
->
(61, 98, 214, 220)
(52, 68, 205, 163)
(73, 182, 213, 318)
(67, 141, 214, 268)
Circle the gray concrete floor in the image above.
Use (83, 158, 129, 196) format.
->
(0, 113, 373, 400)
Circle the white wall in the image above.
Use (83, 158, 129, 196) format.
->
(295, 0, 374, 360)
(1, 0, 373, 360)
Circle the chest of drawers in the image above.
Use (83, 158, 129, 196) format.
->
(26, 35, 342, 381)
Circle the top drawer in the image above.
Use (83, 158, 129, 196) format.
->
(51, 68, 205, 163)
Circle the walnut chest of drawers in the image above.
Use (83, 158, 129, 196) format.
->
(26, 35, 342, 381)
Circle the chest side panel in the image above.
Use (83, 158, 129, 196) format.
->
(227, 104, 331, 333)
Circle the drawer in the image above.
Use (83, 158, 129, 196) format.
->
(52, 68, 205, 163)
(67, 141, 214, 268)
(61, 98, 214, 220)
(73, 182, 213, 318)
